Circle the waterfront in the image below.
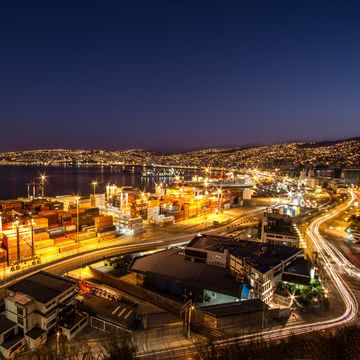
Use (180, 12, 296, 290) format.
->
(0, 165, 198, 200)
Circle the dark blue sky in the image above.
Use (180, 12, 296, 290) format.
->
(1, 0, 360, 151)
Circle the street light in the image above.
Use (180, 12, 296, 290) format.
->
(56, 331, 60, 354)
(29, 212, 35, 258)
(40, 174, 46, 197)
(75, 196, 80, 243)
(91, 180, 98, 195)
(13, 218, 20, 261)
(217, 188, 222, 211)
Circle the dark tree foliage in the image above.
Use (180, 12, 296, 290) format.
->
(194, 326, 360, 360)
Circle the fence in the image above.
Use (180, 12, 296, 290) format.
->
(90, 316, 132, 334)
(272, 293, 292, 307)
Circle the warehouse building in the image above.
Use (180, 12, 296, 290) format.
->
(131, 235, 304, 305)
(185, 235, 303, 303)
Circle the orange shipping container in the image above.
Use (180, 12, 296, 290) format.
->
(34, 239, 54, 249)
(58, 244, 80, 253)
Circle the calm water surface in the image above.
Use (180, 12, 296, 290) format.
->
(0, 166, 198, 200)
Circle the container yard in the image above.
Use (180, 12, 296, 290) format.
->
(0, 175, 253, 271)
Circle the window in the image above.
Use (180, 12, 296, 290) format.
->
(17, 316, 24, 327)
(16, 306, 25, 317)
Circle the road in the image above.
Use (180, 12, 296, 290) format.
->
(0, 206, 266, 288)
(137, 190, 360, 359)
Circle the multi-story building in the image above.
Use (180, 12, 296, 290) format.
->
(131, 235, 304, 305)
(0, 271, 88, 359)
(259, 212, 300, 247)
(341, 168, 360, 185)
(184, 235, 303, 303)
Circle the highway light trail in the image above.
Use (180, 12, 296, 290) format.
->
(311, 190, 360, 278)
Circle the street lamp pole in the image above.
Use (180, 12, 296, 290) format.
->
(14, 218, 20, 261)
(40, 175, 46, 197)
(75, 196, 80, 243)
(92, 181, 98, 195)
(56, 331, 60, 354)
(187, 302, 195, 339)
(29, 212, 34, 258)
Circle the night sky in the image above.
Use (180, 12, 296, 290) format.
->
(1, 1, 360, 152)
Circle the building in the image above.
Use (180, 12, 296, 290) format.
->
(347, 216, 360, 243)
(0, 271, 88, 358)
(131, 248, 243, 305)
(185, 235, 303, 303)
(259, 212, 300, 247)
(90, 193, 106, 208)
(131, 235, 304, 305)
(341, 169, 360, 185)
(198, 299, 266, 329)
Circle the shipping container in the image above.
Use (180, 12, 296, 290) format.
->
(58, 244, 80, 253)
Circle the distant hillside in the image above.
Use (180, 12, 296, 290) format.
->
(0, 137, 359, 169)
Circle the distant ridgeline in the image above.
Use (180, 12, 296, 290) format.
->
(0, 137, 359, 169)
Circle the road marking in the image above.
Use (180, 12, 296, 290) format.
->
(118, 307, 127, 317)
(112, 305, 121, 315)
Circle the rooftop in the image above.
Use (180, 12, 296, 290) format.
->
(1, 333, 24, 350)
(0, 315, 16, 334)
(201, 299, 265, 318)
(284, 257, 311, 277)
(25, 326, 46, 340)
(8, 271, 76, 304)
(283, 257, 312, 285)
(7, 293, 34, 306)
(263, 214, 298, 237)
(130, 248, 242, 297)
(82, 294, 135, 329)
(186, 235, 302, 273)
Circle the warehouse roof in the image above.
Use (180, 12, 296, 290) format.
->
(82, 294, 135, 329)
(186, 235, 302, 273)
(8, 271, 76, 304)
(130, 249, 242, 297)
